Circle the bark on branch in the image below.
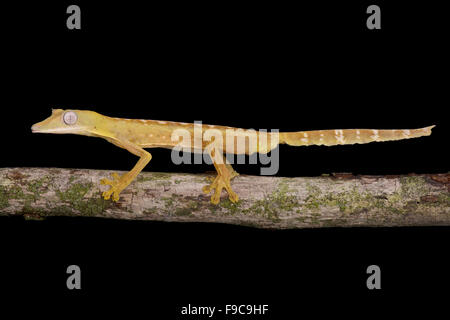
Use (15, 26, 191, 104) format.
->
(0, 167, 449, 229)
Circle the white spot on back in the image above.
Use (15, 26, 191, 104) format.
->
(301, 138, 308, 143)
(303, 132, 308, 137)
(402, 129, 410, 136)
(158, 121, 167, 124)
(335, 130, 345, 144)
(335, 135, 345, 144)
(370, 129, 380, 140)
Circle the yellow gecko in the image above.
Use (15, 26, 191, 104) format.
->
(31, 109, 435, 204)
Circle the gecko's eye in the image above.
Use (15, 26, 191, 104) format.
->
(63, 111, 78, 125)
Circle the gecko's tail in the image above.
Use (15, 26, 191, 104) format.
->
(279, 125, 435, 147)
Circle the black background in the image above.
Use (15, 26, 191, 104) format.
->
(1, 1, 449, 317)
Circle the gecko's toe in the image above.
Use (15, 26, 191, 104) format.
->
(230, 171, 239, 180)
(102, 190, 112, 200)
(205, 176, 215, 183)
(111, 172, 121, 180)
(100, 172, 126, 201)
(111, 192, 120, 202)
(202, 185, 212, 194)
(223, 180, 239, 203)
(228, 191, 239, 203)
(207, 174, 239, 205)
(100, 178, 112, 185)
(210, 183, 224, 204)
(101, 173, 121, 186)
(102, 187, 122, 202)
(210, 192, 221, 205)
(203, 176, 219, 194)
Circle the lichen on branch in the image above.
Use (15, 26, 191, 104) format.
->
(0, 168, 449, 229)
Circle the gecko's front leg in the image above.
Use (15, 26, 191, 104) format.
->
(100, 139, 152, 201)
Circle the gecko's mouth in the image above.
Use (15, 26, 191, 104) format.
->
(31, 124, 88, 134)
(31, 125, 72, 133)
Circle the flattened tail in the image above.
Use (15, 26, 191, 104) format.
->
(279, 125, 435, 147)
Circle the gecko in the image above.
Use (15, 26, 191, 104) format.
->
(31, 109, 435, 204)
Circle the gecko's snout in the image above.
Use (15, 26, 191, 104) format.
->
(31, 124, 40, 132)
(31, 122, 47, 133)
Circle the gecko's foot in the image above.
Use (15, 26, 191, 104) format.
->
(100, 172, 127, 202)
(202, 174, 239, 205)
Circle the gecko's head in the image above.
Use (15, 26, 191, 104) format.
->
(31, 109, 101, 135)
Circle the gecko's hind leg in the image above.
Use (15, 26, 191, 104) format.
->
(202, 153, 239, 204)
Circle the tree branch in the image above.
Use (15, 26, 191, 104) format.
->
(1, 168, 449, 228)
